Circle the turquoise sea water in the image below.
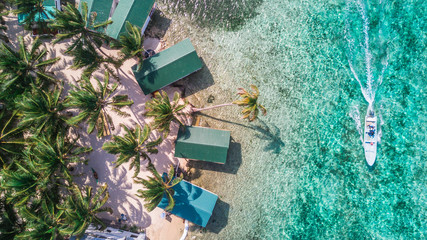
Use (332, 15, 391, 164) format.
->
(154, 0, 426, 239)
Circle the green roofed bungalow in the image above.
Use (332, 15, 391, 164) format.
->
(79, 0, 114, 30)
(175, 126, 230, 164)
(105, 0, 155, 39)
(158, 174, 218, 227)
(132, 38, 203, 95)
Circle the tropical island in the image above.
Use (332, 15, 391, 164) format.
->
(0, 0, 266, 239)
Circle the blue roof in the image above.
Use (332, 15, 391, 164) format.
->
(158, 174, 218, 227)
(18, 6, 56, 24)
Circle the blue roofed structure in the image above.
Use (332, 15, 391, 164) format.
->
(158, 175, 218, 227)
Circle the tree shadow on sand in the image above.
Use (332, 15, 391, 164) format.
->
(159, 0, 264, 31)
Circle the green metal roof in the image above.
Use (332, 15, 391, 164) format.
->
(175, 126, 230, 164)
(105, 0, 155, 39)
(158, 175, 218, 227)
(79, 0, 113, 30)
(132, 38, 203, 95)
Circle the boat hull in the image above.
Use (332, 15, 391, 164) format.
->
(364, 108, 377, 166)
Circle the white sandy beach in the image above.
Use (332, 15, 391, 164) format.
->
(5, 13, 190, 240)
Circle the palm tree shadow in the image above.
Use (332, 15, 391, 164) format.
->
(198, 113, 285, 154)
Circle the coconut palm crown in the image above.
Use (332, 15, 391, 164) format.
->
(49, 2, 114, 75)
(110, 21, 145, 64)
(50, 2, 112, 54)
(14, 0, 53, 29)
(16, 87, 66, 135)
(102, 124, 161, 178)
(145, 91, 188, 137)
(64, 72, 133, 138)
(58, 184, 113, 237)
(0, 1, 9, 43)
(27, 132, 92, 180)
(0, 36, 59, 101)
(233, 84, 267, 121)
(192, 85, 267, 122)
(16, 200, 67, 240)
(0, 112, 25, 166)
(134, 164, 182, 212)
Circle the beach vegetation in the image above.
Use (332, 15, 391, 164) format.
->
(14, 0, 51, 29)
(49, 2, 115, 76)
(16, 200, 67, 239)
(16, 87, 66, 135)
(0, 112, 25, 166)
(0, 196, 25, 239)
(110, 21, 145, 67)
(192, 84, 267, 121)
(145, 90, 188, 137)
(233, 85, 267, 121)
(26, 131, 92, 181)
(134, 164, 182, 212)
(102, 124, 161, 178)
(0, 0, 9, 43)
(64, 72, 133, 138)
(0, 36, 59, 103)
(58, 184, 113, 236)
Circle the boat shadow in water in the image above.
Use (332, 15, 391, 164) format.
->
(365, 152, 378, 171)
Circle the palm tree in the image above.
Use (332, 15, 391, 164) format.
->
(192, 85, 267, 121)
(0, 196, 25, 239)
(145, 91, 188, 137)
(0, 112, 25, 166)
(0, 36, 59, 101)
(102, 124, 161, 178)
(110, 21, 145, 65)
(233, 85, 267, 121)
(14, 0, 52, 29)
(50, 3, 112, 53)
(28, 132, 92, 180)
(0, 161, 50, 206)
(16, 200, 66, 240)
(16, 87, 66, 135)
(134, 164, 182, 212)
(0, 0, 9, 43)
(68, 42, 118, 76)
(65, 72, 133, 137)
(59, 184, 113, 237)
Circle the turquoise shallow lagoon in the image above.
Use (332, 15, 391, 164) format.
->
(155, 0, 426, 238)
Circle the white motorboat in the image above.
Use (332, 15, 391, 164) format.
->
(364, 106, 377, 166)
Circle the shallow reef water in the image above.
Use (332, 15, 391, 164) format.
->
(155, 0, 426, 238)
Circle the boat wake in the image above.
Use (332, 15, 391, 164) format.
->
(349, 104, 363, 144)
(345, 0, 389, 164)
